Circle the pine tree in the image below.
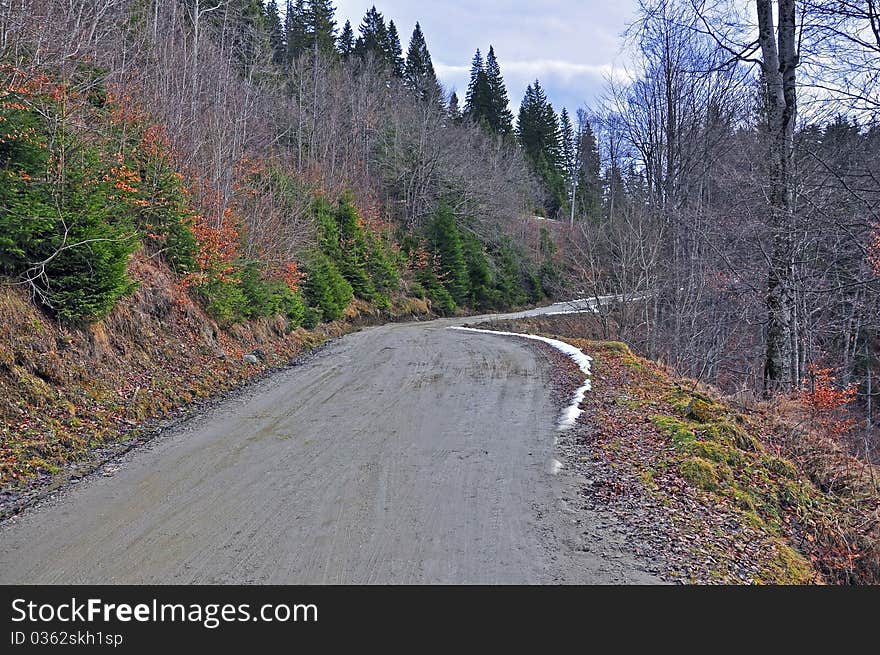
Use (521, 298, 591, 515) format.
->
(354, 6, 390, 67)
(484, 46, 514, 136)
(306, 0, 337, 58)
(265, 0, 286, 66)
(559, 107, 576, 220)
(404, 22, 442, 102)
(429, 205, 469, 306)
(386, 20, 404, 77)
(337, 19, 354, 58)
(560, 108, 576, 182)
(227, 0, 269, 69)
(284, 0, 308, 63)
(462, 232, 493, 309)
(333, 195, 376, 300)
(517, 80, 566, 217)
(448, 91, 462, 121)
(574, 110, 602, 221)
(464, 49, 492, 128)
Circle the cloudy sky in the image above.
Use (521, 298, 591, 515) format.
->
(332, 0, 638, 115)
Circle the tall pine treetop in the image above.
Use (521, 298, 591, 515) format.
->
(465, 49, 484, 111)
(265, 0, 285, 66)
(517, 80, 566, 217)
(285, 0, 308, 63)
(559, 107, 576, 182)
(448, 91, 462, 120)
(306, 0, 337, 57)
(464, 49, 494, 129)
(404, 22, 442, 102)
(337, 19, 354, 58)
(386, 20, 404, 77)
(355, 6, 389, 61)
(484, 46, 514, 136)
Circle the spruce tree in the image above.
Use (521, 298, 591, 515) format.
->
(517, 80, 566, 217)
(559, 107, 576, 220)
(560, 108, 576, 183)
(386, 20, 405, 77)
(265, 0, 286, 66)
(448, 91, 462, 121)
(429, 205, 469, 306)
(404, 22, 442, 102)
(284, 0, 308, 63)
(306, 0, 337, 58)
(574, 110, 602, 221)
(484, 46, 514, 136)
(333, 195, 376, 300)
(464, 49, 492, 128)
(462, 232, 493, 309)
(337, 19, 354, 58)
(354, 6, 389, 67)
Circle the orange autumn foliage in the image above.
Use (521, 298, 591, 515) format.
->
(799, 365, 858, 437)
(190, 211, 240, 281)
(273, 261, 305, 293)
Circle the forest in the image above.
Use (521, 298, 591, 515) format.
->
(0, 0, 879, 461)
(0, 0, 564, 333)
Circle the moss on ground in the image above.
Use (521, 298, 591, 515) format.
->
(679, 457, 722, 491)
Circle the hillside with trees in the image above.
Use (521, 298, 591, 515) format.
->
(0, 0, 560, 334)
(0, 0, 878, 584)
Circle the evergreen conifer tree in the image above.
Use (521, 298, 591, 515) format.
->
(284, 0, 308, 63)
(574, 111, 602, 221)
(265, 0, 286, 66)
(484, 46, 514, 136)
(464, 49, 492, 128)
(429, 205, 469, 305)
(559, 107, 576, 220)
(306, 0, 337, 58)
(517, 80, 566, 217)
(462, 232, 493, 309)
(448, 91, 462, 121)
(386, 20, 405, 77)
(404, 22, 442, 101)
(354, 6, 390, 67)
(337, 19, 354, 58)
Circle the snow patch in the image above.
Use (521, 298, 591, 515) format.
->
(449, 326, 592, 431)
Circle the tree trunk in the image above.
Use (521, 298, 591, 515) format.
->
(757, 0, 799, 393)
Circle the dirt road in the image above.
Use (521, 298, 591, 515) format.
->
(0, 307, 660, 583)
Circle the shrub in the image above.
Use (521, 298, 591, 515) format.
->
(301, 305, 322, 329)
(304, 252, 353, 321)
(0, 92, 138, 321)
(408, 280, 426, 299)
(428, 205, 469, 305)
(239, 262, 305, 324)
(462, 231, 493, 310)
(200, 277, 247, 325)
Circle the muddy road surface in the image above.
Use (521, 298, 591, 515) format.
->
(0, 308, 660, 584)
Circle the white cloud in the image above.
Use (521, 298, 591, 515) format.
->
(436, 59, 616, 82)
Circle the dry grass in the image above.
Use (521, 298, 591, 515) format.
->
(477, 314, 880, 585)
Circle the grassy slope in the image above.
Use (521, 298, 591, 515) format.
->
(476, 315, 880, 585)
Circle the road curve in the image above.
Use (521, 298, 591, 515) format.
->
(0, 308, 660, 584)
